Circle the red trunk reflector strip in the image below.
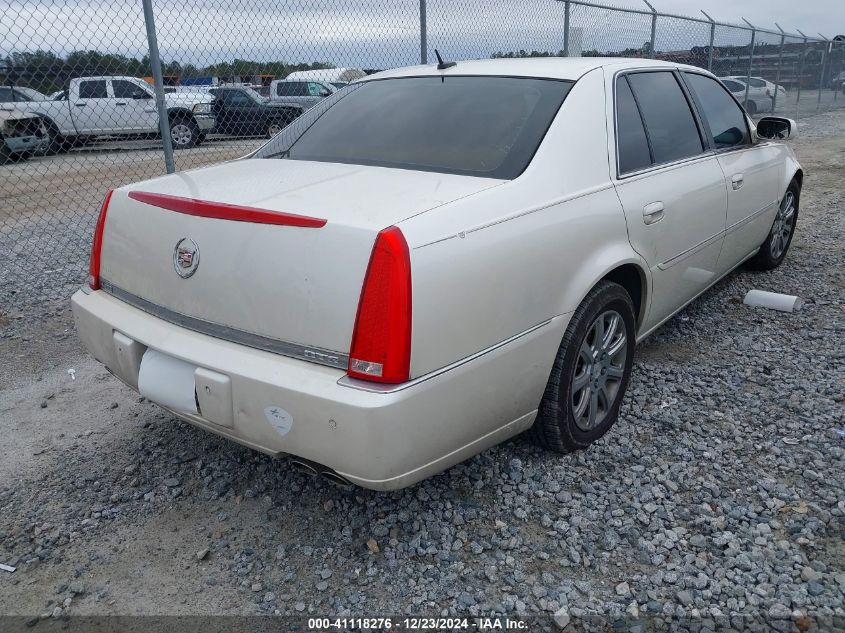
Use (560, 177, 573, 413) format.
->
(127, 191, 327, 228)
(348, 226, 412, 384)
(88, 189, 114, 290)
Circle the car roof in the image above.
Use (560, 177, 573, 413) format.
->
(365, 57, 707, 82)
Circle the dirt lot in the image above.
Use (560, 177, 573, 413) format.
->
(1, 110, 843, 629)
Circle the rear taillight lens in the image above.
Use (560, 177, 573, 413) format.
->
(88, 190, 114, 290)
(348, 226, 412, 384)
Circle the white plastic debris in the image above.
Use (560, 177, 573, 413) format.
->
(743, 289, 803, 313)
(67, 368, 76, 380)
(0, 563, 16, 573)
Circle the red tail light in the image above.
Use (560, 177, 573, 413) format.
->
(88, 190, 114, 290)
(348, 226, 412, 384)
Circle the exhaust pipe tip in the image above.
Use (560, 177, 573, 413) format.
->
(290, 459, 319, 477)
(321, 470, 353, 488)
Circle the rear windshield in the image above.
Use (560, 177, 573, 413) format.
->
(255, 76, 573, 179)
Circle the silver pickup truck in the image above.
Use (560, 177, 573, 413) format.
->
(2, 76, 214, 152)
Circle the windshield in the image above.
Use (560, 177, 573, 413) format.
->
(16, 87, 47, 101)
(255, 76, 573, 179)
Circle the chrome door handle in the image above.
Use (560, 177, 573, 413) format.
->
(731, 173, 744, 190)
(643, 201, 665, 225)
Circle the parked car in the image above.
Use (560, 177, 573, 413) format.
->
(268, 79, 336, 109)
(209, 86, 302, 137)
(72, 58, 801, 490)
(0, 109, 49, 163)
(285, 68, 367, 89)
(726, 75, 786, 101)
(0, 85, 49, 102)
(1, 76, 214, 152)
(829, 70, 845, 91)
(719, 78, 773, 115)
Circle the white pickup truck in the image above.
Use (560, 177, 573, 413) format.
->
(2, 76, 215, 152)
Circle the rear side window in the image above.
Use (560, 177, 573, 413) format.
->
(615, 77, 652, 174)
(683, 73, 749, 149)
(79, 80, 107, 99)
(277, 82, 306, 97)
(626, 71, 703, 165)
(257, 76, 573, 179)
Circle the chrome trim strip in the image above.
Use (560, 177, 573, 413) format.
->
(657, 229, 724, 270)
(338, 318, 554, 394)
(656, 201, 775, 271)
(725, 200, 776, 233)
(100, 280, 348, 370)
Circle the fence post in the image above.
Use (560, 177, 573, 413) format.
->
(141, 0, 175, 174)
(795, 34, 808, 119)
(772, 24, 786, 113)
(817, 41, 827, 113)
(419, 0, 427, 65)
(563, 0, 571, 57)
(701, 11, 715, 72)
(741, 19, 756, 111)
(643, 0, 657, 59)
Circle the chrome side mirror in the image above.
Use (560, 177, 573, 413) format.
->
(756, 116, 796, 140)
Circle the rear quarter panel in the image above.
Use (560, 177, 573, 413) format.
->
(401, 68, 645, 378)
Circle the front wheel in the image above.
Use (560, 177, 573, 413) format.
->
(746, 100, 757, 116)
(531, 281, 636, 453)
(746, 179, 799, 270)
(169, 116, 199, 150)
(267, 121, 284, 138)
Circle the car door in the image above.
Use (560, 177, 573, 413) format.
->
(681, 71, 783, 273)
(110, 79, 158, 133)
(611, 70, 727, 332)
(71, 79, 114, 133)
(224, 90, 259, 135)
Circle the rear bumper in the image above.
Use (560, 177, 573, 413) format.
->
(71, 289, 564, 490)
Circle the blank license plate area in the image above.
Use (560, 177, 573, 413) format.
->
(137, 349, 199, 414)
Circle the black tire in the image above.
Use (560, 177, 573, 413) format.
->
(44, 122, 72, 155)
(531, 281, 636, 453)
(746, 100, 757, 116)
(746, 179, 800, 271)
(169, 116, 200, 150)
(267, 121, 284, 138)
(0, 141, 12, 165)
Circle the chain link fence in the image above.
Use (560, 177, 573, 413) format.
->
(1, 0, 844, 313)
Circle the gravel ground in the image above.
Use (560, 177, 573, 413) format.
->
(0, 109, 843, 631)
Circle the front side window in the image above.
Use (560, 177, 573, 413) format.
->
(615, 76, 652, 174)
(79, 80, 107, 99)
(306, 82, 325, 96)
(683, 72, 749, 149)
(256, 76, 573, 179)
(626, 71, 703, 165)
(749, 78, 766, 88)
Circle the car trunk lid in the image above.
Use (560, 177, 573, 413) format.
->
(98, 158, 502, 365)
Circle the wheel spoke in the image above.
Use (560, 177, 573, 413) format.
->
(606, 365, 625, 380)
(592, 318, 604, 353)
(606, 334, 626, 358)
(587, 389, 599, 429)
(573, 389, 590, 420)
(572, 369, 590, 392)
(603, 314, 619, 350)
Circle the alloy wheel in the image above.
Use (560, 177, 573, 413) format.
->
(570, 310, 628, 432)
(770, 190, 795, 259)
(170, 123, 193, 147)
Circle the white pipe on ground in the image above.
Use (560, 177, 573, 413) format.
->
(743, 289, 803, 312)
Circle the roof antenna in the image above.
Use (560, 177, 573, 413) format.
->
(434, 49, 456, 70)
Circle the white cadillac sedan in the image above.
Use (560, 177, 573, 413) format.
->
(72, 58, 802, 490)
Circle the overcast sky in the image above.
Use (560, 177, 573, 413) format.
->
(1, 0, 842, 69)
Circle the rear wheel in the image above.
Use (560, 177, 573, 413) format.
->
(531, 281, 636, 453)
(746, 179, 799, 270)
(746, 100, 757, 116)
